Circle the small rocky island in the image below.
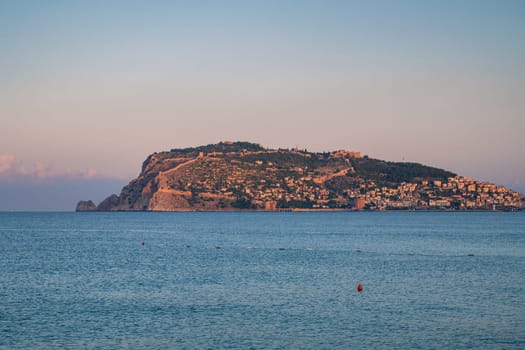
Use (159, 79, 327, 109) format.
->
(77, 141, 524, 211)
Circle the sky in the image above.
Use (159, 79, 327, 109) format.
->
(1, 0, 524, 210)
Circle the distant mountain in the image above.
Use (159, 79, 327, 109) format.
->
(77, 141, 524, 211)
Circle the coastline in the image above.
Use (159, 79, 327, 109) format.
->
(75, 207, 524, 213)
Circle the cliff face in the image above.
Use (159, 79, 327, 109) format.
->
(96, 194, 120, 211)
(76, 200, 97, 211)
(76, 141, 524, 211)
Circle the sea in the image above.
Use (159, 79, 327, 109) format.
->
(0, 212, 524, 349)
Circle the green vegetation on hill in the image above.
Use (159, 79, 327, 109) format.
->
(170, 141, 265, 155)
(351, 158, 456, 186)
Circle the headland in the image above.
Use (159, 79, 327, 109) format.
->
(77, 141, 524, 212)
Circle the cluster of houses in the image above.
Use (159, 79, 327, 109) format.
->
(161, 149, 523, 211)
(349, 176, 523, 210)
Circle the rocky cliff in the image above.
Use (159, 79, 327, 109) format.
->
(77, 141, 524, 211)
(76, 200, 97, 211)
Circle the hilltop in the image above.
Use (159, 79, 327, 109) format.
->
(77, 141, 524, 211)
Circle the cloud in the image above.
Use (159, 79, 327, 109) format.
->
(0, 154, 125, 210)
(0, 154, 16, 173)
(0, 154, 102, 182)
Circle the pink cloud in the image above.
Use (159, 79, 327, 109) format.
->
(32, 161, 54, 180)
(0, 154, 102, 181)
(84, 168, 98, 179)
(30, 163, 101, 181)
(0, 154, 16, 173)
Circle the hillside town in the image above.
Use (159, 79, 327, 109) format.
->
(183, 163, 524, 211)
(78, 142, 524, 211)
(151, 145, 524, 211)
(348, 176, 524, 211)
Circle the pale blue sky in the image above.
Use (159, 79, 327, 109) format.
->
(1, 0, 524, 209)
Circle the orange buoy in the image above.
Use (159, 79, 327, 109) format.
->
(357, 283, 363, 292)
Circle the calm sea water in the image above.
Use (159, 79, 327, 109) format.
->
(1, 212, 524, 349)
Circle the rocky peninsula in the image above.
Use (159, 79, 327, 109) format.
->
(77, 141, 524, 211)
